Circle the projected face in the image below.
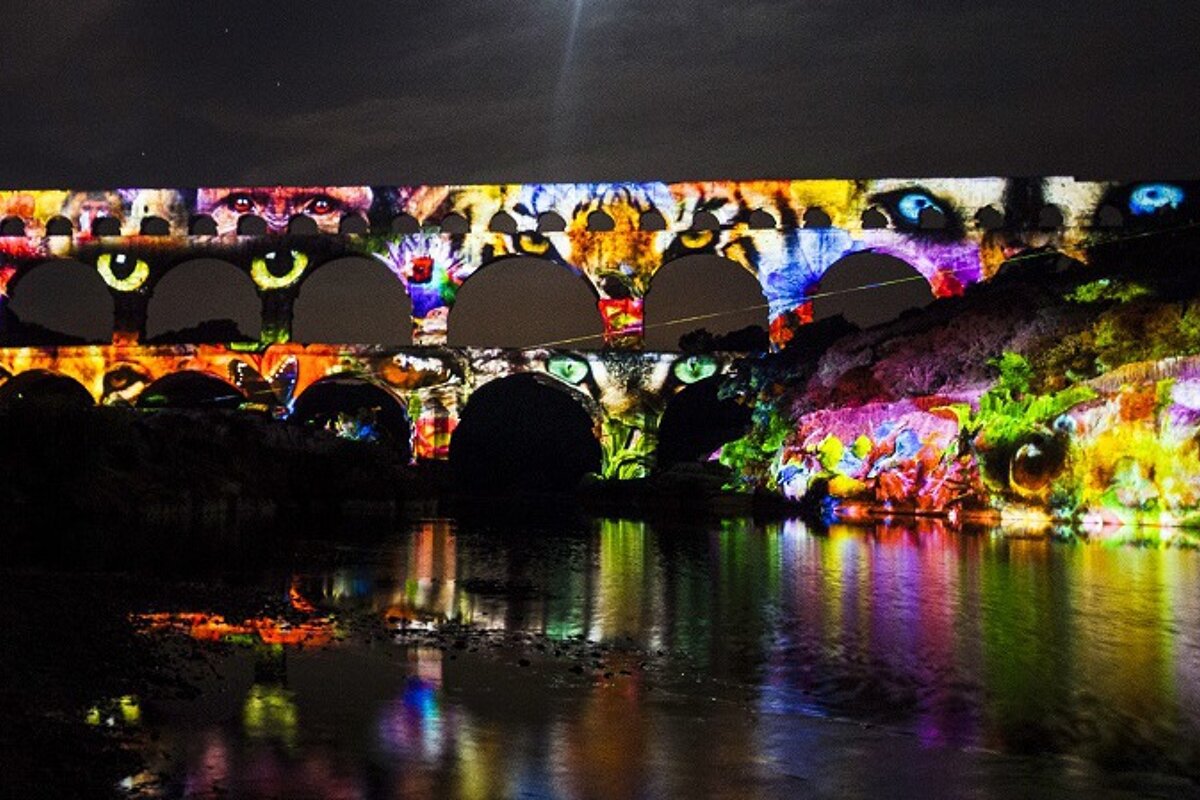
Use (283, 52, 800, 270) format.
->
(195, 186, 373, 235)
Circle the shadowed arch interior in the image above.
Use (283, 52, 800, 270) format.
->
(0, 370, 93, 407)
(447, 257, 600, 348)
(290, 377, 412, 458)
(655, 377, 751, 471)
(292, 257, 413, 345)
(136, 371, 244, 410)
(449, 373, 600, 492)
(644, 255, 768, 351)
(5, 260, 113, 344)
(811, 252, 933, 329)
(146, 258, 260, 342)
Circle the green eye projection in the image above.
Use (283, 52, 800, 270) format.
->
(673, 355, 718, 384)
(251, 250, 309, 290)
(546, 354, 590, 385)
(96, 252, 149, 291)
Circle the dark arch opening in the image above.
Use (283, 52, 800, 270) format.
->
(237, 215, 267, 236)
(488, 211, 517, 234)
(92, 217, 122, 237)
(975, 206, 1005, 231)
(293, 257, 413, 345)
(656, 377, 751, 472)
(146, 259, 260, 343)
(812, 252, 932, 329)
(288, 215, 319, 235)
(0, 370, 93, 408)
(803, 207, 832, 228)
(1096, 204, 1124, 228)
(644, 255, 768, 351)
(449, 373, 600, 493)
(0, 217, 26, 237)
(691, 210, 720, 231)
(537, 212, 566, 232)
(918, 206, 947, 230)
(4, 259, 113, 344)
(862, 207, 889, 229)
(339, 214, 369, 235)
(189, 215, 218, 236)
(45, 216, 74, 237)
(291, 377, 412, 457)
(140, 216, 170, 236)
(440, 213, 469, 234)
(1038, 204, 1064, 230)
(136, 371, 244, 410)
(587, 210, 615, 231)
(748, 209, 776, 229)
(390, 213, 420, 234)
(640, 209, 667, 231)
(447, 257, 600, 349)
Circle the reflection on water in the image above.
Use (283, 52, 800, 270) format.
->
(138, 518, 1200, 798)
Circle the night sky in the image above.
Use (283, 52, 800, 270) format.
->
(3, 1, 1199, 344)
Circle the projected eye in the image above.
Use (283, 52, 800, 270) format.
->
(96, 252, 150, 291)
(251, 250, 309, 289)
(517, 232, 552, 256)
(673, 355, 718, 384)
(547, 354, 590, 385)
(228, 193, 255, 214)
(895, 192, 943, 225)
(1128, 183, 1184, 216)
(679, 229, 715, 250)
(308, 195, 336, 215)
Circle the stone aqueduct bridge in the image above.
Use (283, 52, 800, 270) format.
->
(0, 177, 1190, 475)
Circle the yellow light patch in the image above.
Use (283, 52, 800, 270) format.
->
(96, 252, 150, 291)
(251, 250, 308, 290)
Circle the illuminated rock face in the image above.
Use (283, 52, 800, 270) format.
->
(0, 178, 1197, 507)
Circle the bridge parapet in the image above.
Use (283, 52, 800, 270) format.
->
(2, 178, 1193, 349)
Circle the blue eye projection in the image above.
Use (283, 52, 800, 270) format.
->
(1129, 183, 1184, 216)
(896, 192, 943, 225)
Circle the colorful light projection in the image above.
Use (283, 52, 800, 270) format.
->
(2, 178, 1194, 349)
(0, 343, 732, 475)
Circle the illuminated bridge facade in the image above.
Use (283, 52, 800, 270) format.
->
(0, 177, 1193, 475)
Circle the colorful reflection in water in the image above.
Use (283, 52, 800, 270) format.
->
(135, 517, 1200, 798)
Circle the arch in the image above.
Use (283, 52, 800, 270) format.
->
(644, 255, 768, 351)
(655, 376, 750, 471)
(447, 256, 601, 348)
(136, 371, 244, 410)
(0, 370, 93, 408)
(0, 217, 26, 237)
(45, 216, 74, 236)
(293, 256, 413, 345)
(139, 216, 170, 236)
(640, 209, 667, 231)
(440, 213, 469, 234)
(587, 210, 615, 231)
(449, 373, 600, 493)
(1096, 204, 1124, 228)
(748, 209, 776, 229)
(1037, 204, 1064, 230)
(339, 214, 369, 235)
(146, 258, 260, 342)
(861, 207, 888, 229)
(5, 259, 113, 344)
(92, 217, 122, 237)
(691, 210, 720, 231)
(811, 252, 932, 329)
(488, 211, 517, 234)
(975, 206, 1005, 231)
(287, 215, 319, 235)
(537, 211, 566, 232)
(390, 213, 420, 234)
(918, 206, 947, 230)
(291, 376, 412, 456)
(803, 207, 832, 228)
(237, 215, 267, 236)
(189, 215, 218, 236)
